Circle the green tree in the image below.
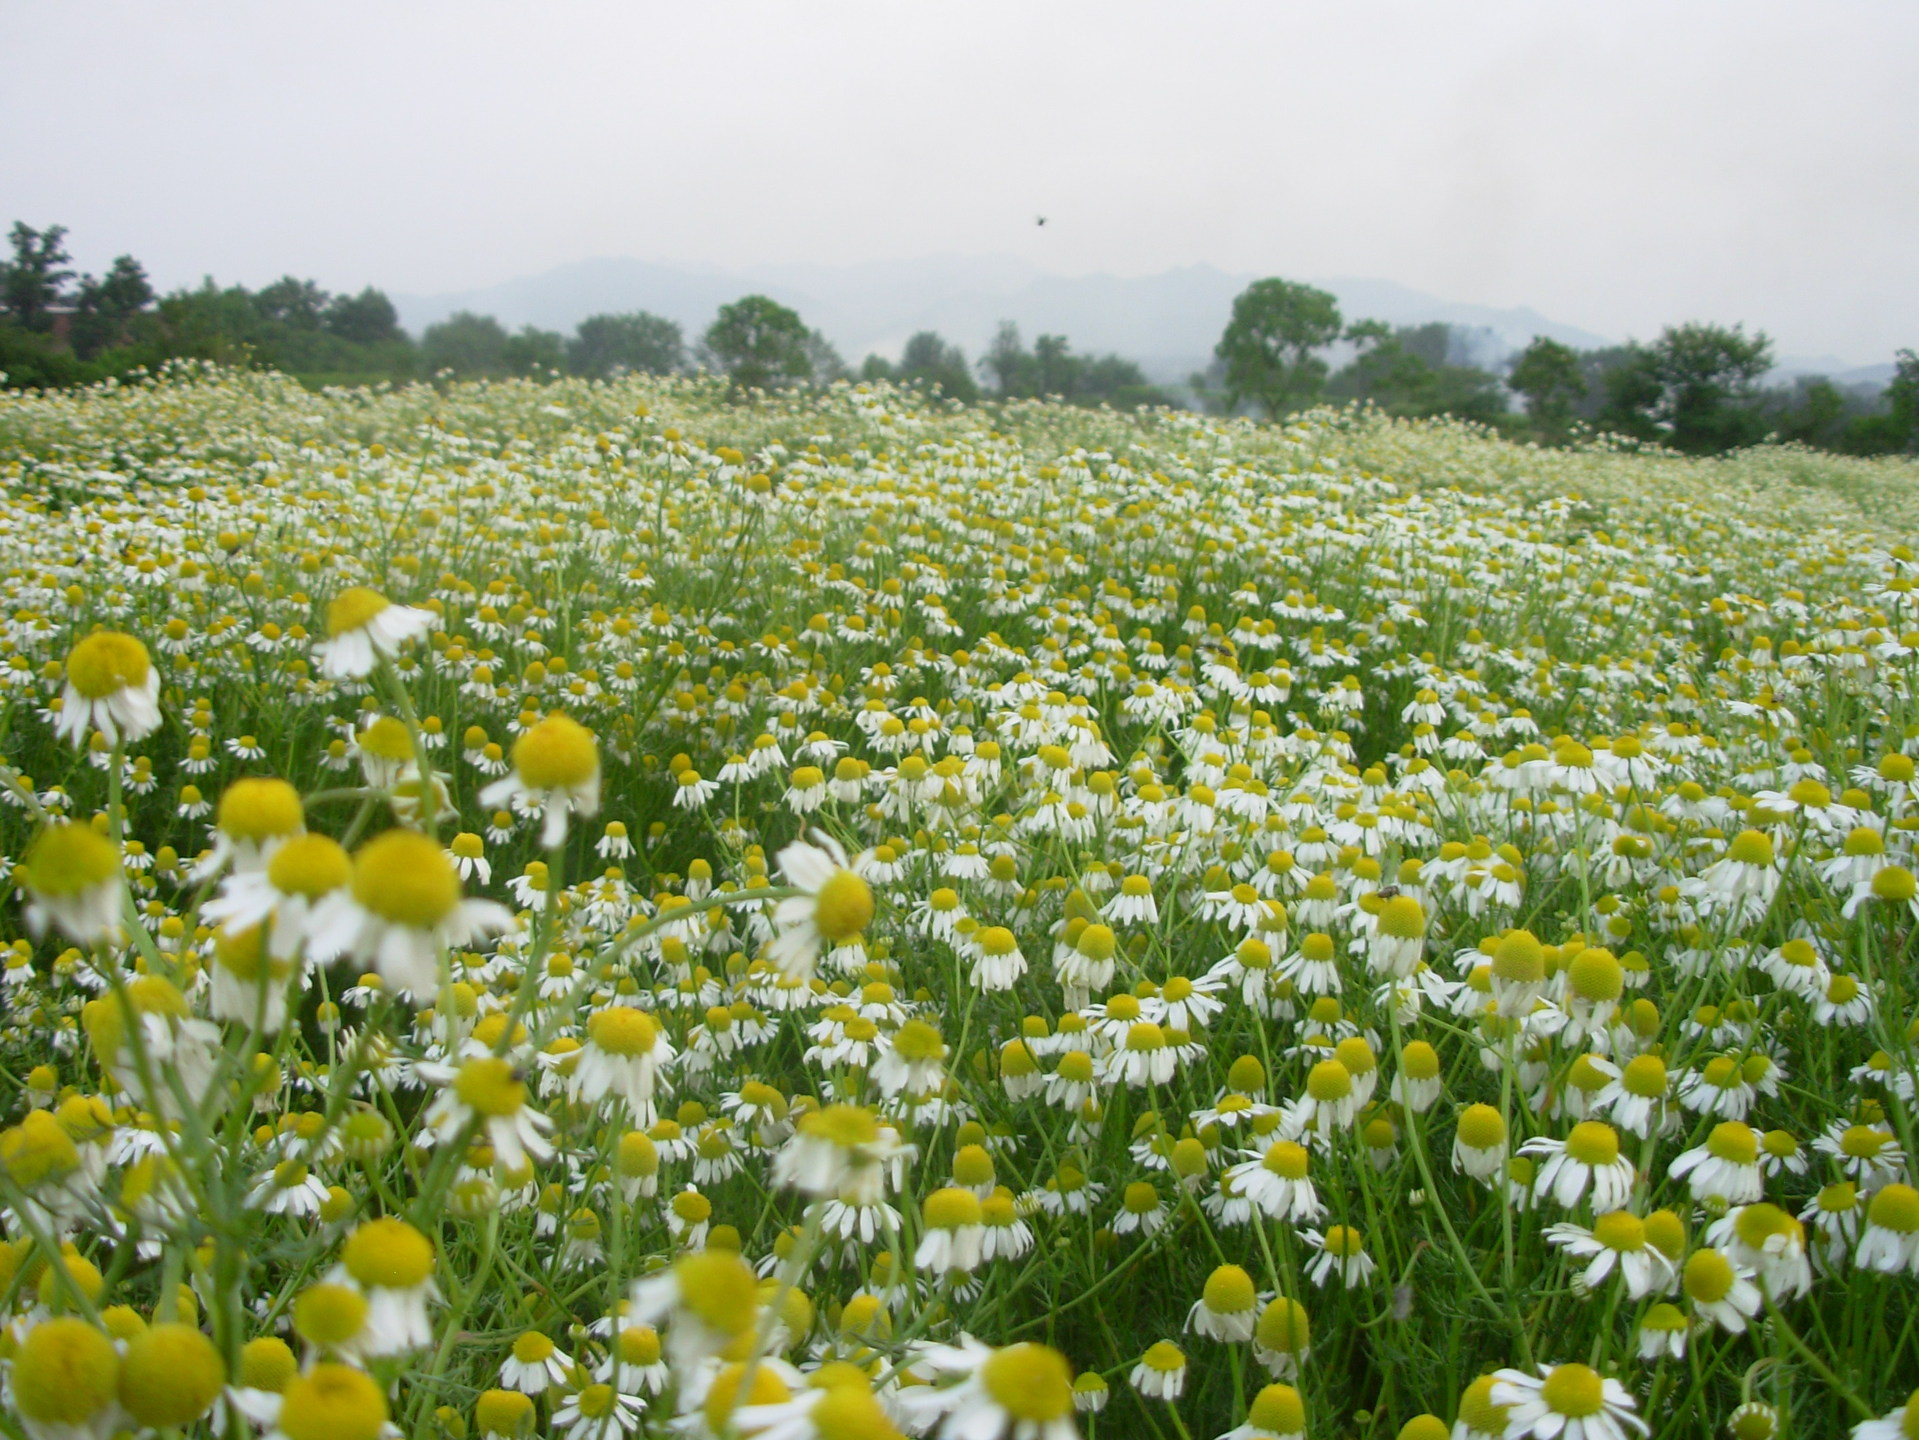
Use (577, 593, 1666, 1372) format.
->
(1214, 278, 1343, 419)
(324, 288, 403, 346)
(803, 329, 847, 385)
(980, 321, 1036, 396)
(502, 325, 566, 377)
(1885, 348, 1919, 452)
(976, 321, 1167, 408)
(1329, 322, 1504, 423)
(1595, 324, 1773, 453)
(1506, 336, 1587, 437)
(422, 311, 511, 377)
(70, 256, 155, 360)
(2, 223, 74, 331)
(567, 312, 684, 379)
(253, 277, 329, 330)
(893, 331, 977, 401)
(1657, 322, 1773, 452)
(700, 295, 815, 394)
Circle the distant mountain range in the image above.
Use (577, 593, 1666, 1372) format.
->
(392, 257, 1893, 389)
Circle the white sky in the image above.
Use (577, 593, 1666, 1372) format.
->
(6, 1, 1916, 363)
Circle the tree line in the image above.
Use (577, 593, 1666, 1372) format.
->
(4, 221, 1912, 454)
(0, 222, 1166, 411)
(1205, 276, 1918, 456)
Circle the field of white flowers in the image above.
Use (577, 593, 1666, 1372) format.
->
(0, 362, 1916, 1440)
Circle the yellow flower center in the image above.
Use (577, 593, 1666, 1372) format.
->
(1248, 1384, 1306, 1434)
(1126, 1022, 1167, 1052)
(1869, 1184, 1919, 1235)
(677, 1250, 760, 1336)
(267, 832, 352, 897)
(1874, 866, 1918, 903)
(1307, 1059, 1353, 1102)
(1683, 1247, 1734, 1302)
(1322, 1225, 1364, 1258)
(217, 777, 304, 841)
(511, 1331, 555, 1364)
(703, 1361, 790, 1434)
(117, 1322, 226, 1427)
(1334, 1036, 1376, 1076)
(475, 1390, 535, 1437)
(1540, 1364, 1606, 1418)
(0, 1110, 81, 1187)
(454, 1057, 528, 1119)
(513, 713, 599, 790)
(587, 1006, 661, 1057)
(12, 1318, 119, 1425)
(25, 823, 118, 896)
(617, 1325, 663, 1365)
(358, 715, 415, 761)
(1564, 1121, 1621, 1167)
(891, 1019, 945, 1063)
(1492, 929, 1545, 982)
(1705, 1121, 1758, 1165)
(1203, 1264, 1257, 1314)
(809, 1382, 903, 1440)
(1458, 1375, 1510, 1431)
(239, 1336, 298, 1393)
(351, 830, 460, 928)
(814, 869, 875, 943)
(341, 1216, 434, 1290)
(1592, 1210, 1646, 1252)
(1141, 1340, 1186, 1373)
(1725, 829, 1774, 867)
(66, 631, 151, 698)
(1256, 1296, 1310, 1353)
(1732, 1203, 1799, 1249)
(1568, 948, 1623, 1002)
(277, 1364, 390, 1440)
(1263, 1140, 1311, 1179)
(327, 587, 391, 638)
(1377, 894, 1425, 939)
(980, 1342, 1074, 1421)
(924, 1187, 983, 1231)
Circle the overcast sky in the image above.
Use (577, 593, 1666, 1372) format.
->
(6, 1, 1915, 363)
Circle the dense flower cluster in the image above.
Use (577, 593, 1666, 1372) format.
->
(0, 363, 1915, 1439)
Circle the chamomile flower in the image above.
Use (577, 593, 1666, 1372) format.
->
(339, 828, 514, 998)
(420, 1056, 555, 1171)
(317, 586, 434, 679)
(770, 833, 875, 980)
(901, 1337, 1078, 1440)
(1489, 1363, 1647, 1440)
(1544, 1212, 1674, 1298)
(1851, 1390, 1919, 1440)
(1682, 1247, 1762, 1333)
(9, 1316, 123, 1440)
(1522, 1122, 1635, 1211)
(1188, 1264, 1260, 1341)
(1219, 1383, 1307, 1440)
(1302, 1225, 1375, 1288)
(1857, 1183, 1919, 1274)
(1668, 1121, 1764, 1205)
(1229, 1139, 1324, 1223)
(21, 822, 122, 945)
(479, 711, 601, 847)
(57, 630, 161, 747)
(335, 1216, 439, 1355)
(571, 1006, 676, 1125)
(1709, 1202, 1812, 1299)
(499, 1330, 573, 1393)
(1132, 1340, 1189, 1400)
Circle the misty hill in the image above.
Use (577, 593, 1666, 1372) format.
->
(392, 257, 1615, 386)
